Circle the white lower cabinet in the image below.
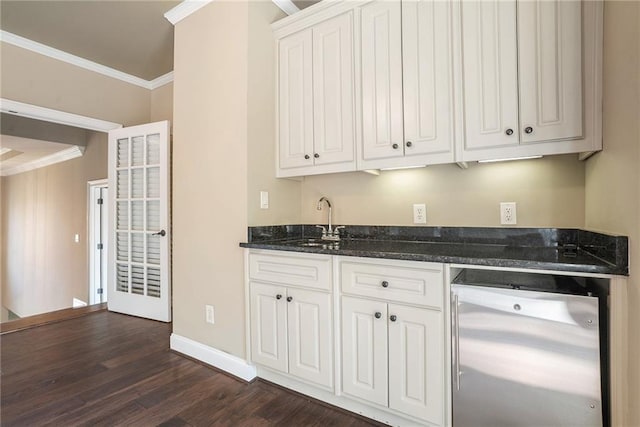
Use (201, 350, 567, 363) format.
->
(250, 282, 333, 389)
(341, 296, 444, 425)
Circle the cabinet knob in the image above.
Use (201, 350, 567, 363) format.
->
(286, 296, 293, 302)
(375, 312, 382, 319)
(304, 154, 310, 160)
(390, 315, 397, 322)
(406, 141, 412, 147)
(392, 143, 399, 150)
(525, 126, 534, 134)
(314, 153, 320, 158)
(381, 281, 389, 288)
(505, 128, 514, 136)
(276, 294, 282, 300)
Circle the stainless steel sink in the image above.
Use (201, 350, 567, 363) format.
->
(293, 239, 340, 249)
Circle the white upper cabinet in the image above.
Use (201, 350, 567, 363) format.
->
(278, 29, 313, 170)
(460, 0, 598, 161)
(462, 0, 520, 150)
(402, 0, 456, 159)
(276, 11, 356, 177)
(359, 1, 404, 162)
(517, 0, 583, 143)
(359, 0, 456, 169)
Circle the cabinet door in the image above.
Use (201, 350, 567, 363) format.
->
(462, 0, 519, 150)
(287, 288, 333, 388)
(518, 0, 582, 143)
(312, 12, 355, 166)
(388, 304, 444, 424)
(360, 1, 404, 161)
(250, 282, 288, 373)
(402, 0, 454, 156)
(341, 296, 388, 406)
(278, 29, 314, 170)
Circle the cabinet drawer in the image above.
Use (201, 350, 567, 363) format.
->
(340, 257, 443, 308)
(249, 251, 331, 291)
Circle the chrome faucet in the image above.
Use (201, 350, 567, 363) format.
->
(316, 197, 344, 241)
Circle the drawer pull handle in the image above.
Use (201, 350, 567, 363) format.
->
(286, 296, 293, 302)
(390, 315, 397, 322)
(374, 312, 382, 319)
(381, 281, 389, 288)
(276, 294, 282, 300)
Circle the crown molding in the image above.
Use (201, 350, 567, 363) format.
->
(1, 98, 123, 132)
(164, 0, 214, 25)
(150, 71, 174, 89)
(272, 0, 300, 16)
(1, 145, 85, 177)
(0, 147, 11, 156)
(0, 30, 174, 90)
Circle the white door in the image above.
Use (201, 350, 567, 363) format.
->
(89, 182, 108, 305)
(108, 121, 171, 322)
(341, 296, 388, 406)
(312, 11, 356, 166)
(287, 288, 333, 388)
(402, 0, 455, 157)
(388, 304, 444, 424)
(462, 0, 520, 150)
(360, 1, 404, 161)
(250, 282, 288, 373)
(518, 0, 582, 143)
(278, 29, 314, 170)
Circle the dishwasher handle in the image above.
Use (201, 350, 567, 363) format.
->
(452, 291, 461, 391)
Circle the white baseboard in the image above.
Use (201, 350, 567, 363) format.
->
(170, 333, 257, 382)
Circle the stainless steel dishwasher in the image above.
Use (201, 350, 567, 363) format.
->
(451, 269, 604, 427)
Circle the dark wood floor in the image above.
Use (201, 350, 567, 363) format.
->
(1, 311, 380, 426)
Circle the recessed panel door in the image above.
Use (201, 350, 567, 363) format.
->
(108, 121, 170, 322)
(287, 288, 333, 388)
(250, 282, 288, 373)
(388, 303, 444, 424)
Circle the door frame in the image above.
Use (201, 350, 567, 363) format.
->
(88, 179, 108, 305)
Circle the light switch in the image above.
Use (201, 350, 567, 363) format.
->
(260, 191, 269, 209)
(74, 234, 80, 243)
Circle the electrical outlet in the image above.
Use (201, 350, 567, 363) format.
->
(413, 204, 427, 224)
(500, 202, 517, 225)
(260, 191, 269, 209)
(205, 305, 215, 324)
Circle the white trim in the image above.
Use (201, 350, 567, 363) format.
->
(164, 0, 214, 25)
(1, 145, 85, 176)
(0, 31, 174, 90)
(150, 71, 174, 89)
(0, 147, 11, 156)
(272, 0, 300, 16)
(170, 333, 257, 382)
(88, 179, 109, 305)
(1, 98, 122, 132)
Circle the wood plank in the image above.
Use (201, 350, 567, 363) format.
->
(0, 303, 107, 335)
(0, 311, 383, 426)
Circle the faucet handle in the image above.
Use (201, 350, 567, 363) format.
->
(333, 226, 346, 236)
(315, 225, 327, 236)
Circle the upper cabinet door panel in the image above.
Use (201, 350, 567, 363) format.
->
(279, 29, 314, 170)
(462, 0, 519, 150)
(360, 1, 404, 161)
(518, 0, 582, 143)
(313, 12, 356, 166)
(402, 0, 454, 156)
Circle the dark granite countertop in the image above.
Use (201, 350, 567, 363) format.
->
(239, 225, 628, 276)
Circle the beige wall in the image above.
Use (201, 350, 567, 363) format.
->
(1, 132, 107, 317)
(0, 43, 151, 127)
(247, 1, 301, 226)
(172, 1, 250, 357)
(151, 83, 174, 124)
(302, 155, 586, 227)
(585, 1, 640, 425)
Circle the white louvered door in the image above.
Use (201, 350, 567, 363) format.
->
(108, 121, 171, 322)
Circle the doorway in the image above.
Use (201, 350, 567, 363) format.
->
(88, 179, 108, 304)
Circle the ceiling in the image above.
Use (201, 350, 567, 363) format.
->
(0, 0, 180, 80)
(0, 135, 76, 176)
